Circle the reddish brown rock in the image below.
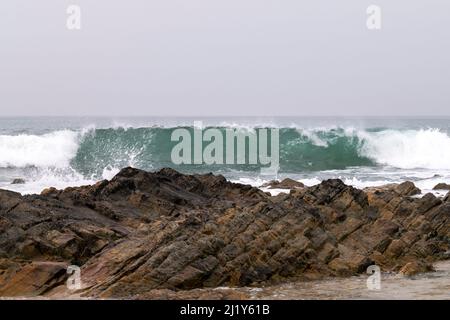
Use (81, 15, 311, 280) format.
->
(0, 262, 67, 297)
(262, 178, 305, 190)
(399, 261, 434, 276)
(0, 168, 448, 299)
(394, 181, 421, 196)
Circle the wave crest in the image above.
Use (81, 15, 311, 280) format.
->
(0, 130, 79, 168)
(1, 127, 450, 174)
(358, 128, 450, 169)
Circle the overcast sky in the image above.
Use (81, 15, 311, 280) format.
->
(0, 1, 449, 116)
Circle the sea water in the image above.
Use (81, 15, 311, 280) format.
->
(221, 260, 450, 300)
(1, 116, 450, 195)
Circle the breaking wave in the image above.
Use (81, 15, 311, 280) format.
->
(1, 126, 450, 179)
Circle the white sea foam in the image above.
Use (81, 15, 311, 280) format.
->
(101, 166, 121, 180)
(0, 167, 96, 195)
(1, 125, 450, 195)
(357, 128, 450, 169)
(297, 128, 329, 147)
(0, 130, 80, 168)
(3, 126, 447, 174)
(0, 165, 126, 195)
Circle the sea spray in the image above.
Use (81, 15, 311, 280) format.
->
(0, 130, 79, 168)
(1, 123, 450, 194)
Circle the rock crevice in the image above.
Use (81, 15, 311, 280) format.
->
(0, 168, 448, 298)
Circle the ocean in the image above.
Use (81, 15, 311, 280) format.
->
(1, 116, 450, 196)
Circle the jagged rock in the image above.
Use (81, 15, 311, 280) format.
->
(0, 168, 448, 299)
(433, 183, 450, 190)
(41, 187, 58, 196)
(0, 261, 67, 296)
(444, 192, 450, 202)
(262, 178, 304, 190)
(394, 181, 421, 196)
(399, 261, 434, 276)
(414, 193, 442, 214)
(11, 178, 25, 185)
(364, 181, 421, 197)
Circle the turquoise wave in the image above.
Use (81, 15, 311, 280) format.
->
(71, 127, 375, 177)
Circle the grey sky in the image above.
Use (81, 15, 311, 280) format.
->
(0, 1, 449, 116)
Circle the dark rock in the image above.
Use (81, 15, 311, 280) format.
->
(365, 182, 421, 197)
(0, 167, 447, 299)
(41, 187, 58, 196)
(433, 183, 450, 190)
(415, 193, 442, 214)
(262, 178, 304, 189)
(394, 181, 421, 196)
(11, 178, 25, 185)
(444, 192, 450, 202)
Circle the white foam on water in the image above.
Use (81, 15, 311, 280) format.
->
(1, 125, 450, 196)
(0, 130, 80, 168)
(0, 164, 129, 195)
(0, 168, 95, 195)
(101, 166, 121, 180)
(357, 128, 450, 170)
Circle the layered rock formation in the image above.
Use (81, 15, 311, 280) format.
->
(261, 178, 305, 190)
(0, 168, 448, 299)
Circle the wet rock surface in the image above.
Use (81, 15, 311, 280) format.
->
(433, 183, 450, 191)
(11, 179, 26, 185)
(0, 168, 448, 299)
(261, 178, 305, 190)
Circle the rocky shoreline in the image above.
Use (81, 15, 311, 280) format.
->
(0, 167, 448, 299)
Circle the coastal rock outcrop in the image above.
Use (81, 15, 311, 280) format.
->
(261, 178, 305, 190)
(433, 183, 450, 191)
(0, 168, 448, 299)
(11, 178, 26, 185)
